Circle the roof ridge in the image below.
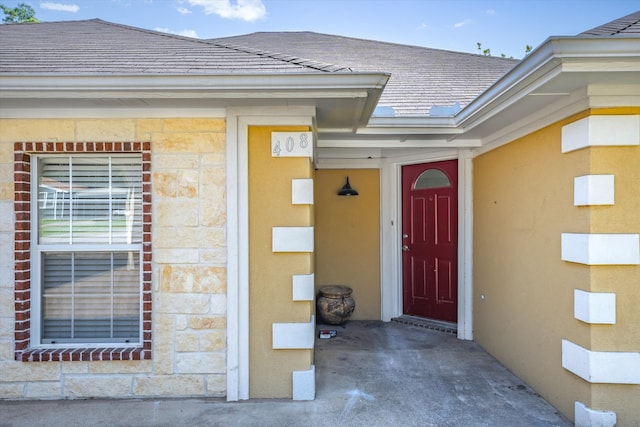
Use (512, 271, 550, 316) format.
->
(214, 31, 519, 62)
(206, 39, 353, 72)
(88, 18, 216, 45)
(580, 10, 640, 36)
(75, 20, 351, 73)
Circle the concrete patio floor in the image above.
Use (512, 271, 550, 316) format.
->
(0, 320, 571, 426)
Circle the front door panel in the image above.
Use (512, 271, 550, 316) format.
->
(402, 161, 458, 322)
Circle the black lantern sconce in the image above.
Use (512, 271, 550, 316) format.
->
(337, 176, 359, 196)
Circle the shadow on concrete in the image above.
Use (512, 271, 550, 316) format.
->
(0, 320, 570, 426)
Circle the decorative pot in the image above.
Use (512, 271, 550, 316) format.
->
(317, 285, 355, 325)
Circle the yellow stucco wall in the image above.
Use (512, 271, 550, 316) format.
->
(248, 126, 314, 398)
(588, 146, 640, 347)
(314, 169, 381, 320)
(0, 117, 228, 398)
(473, 114, 592, 418)
(474, 108, 640, 423)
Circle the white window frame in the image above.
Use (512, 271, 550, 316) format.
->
(30, 153, 144, 348)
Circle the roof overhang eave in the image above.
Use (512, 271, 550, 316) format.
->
(0, 72, 389, 99)
(0, 72, 390, 130)
(323, 36, 640, 148)
(455, 36, 640, 133)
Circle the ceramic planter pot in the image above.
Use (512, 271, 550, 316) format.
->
(317, 285, 355, 325)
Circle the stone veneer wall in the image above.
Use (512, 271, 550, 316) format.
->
(0, 117, 228, 399)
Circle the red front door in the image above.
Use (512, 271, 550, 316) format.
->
(402, 160, 458, 322)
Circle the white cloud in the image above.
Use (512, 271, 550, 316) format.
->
(177, 7, 192, 14)
(454, 19, 472, 28)
(187, 0, 266, 22)
(40, 2, 80, 13)
(485, 8, 496, 15)
(417, 22, 428, 30)
(155, 27, 200, 38)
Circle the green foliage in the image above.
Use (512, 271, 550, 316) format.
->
(1, 3, 38, 23)
(476, 41, 533, 59)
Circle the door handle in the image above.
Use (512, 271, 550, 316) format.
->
(402, 245, 409, 251)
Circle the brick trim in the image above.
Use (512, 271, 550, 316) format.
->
(14, 142, 152, 362)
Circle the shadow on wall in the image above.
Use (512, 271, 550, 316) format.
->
(314, 169, 380, 320)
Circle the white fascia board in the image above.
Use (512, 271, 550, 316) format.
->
(552, 36, 640, 60)
(0, 107, 227, 119)
(0, 73, 388, 98)
(455, 41, 560, 129)
(316, 138, 481, 148)
(339, 38, 640, 140)
(366, 116, 457, 128)
(457, 37, 640, 132)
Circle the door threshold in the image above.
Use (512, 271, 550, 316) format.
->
(391, 315, 457, 335)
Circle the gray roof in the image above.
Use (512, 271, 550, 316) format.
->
(580, 10, 640, 36)
(3, 13, 636, 119)
(211, 32, 519, 116)
(0, 19, 350, 74)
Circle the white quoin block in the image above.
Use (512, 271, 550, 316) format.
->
(272, 316, 315, 349)
(561, 115, 640, 153)
(292, 179, 314, 205)
(575, 401, 616, 427)
(272, 227, 314, 252)
(574, 289, 616, 324)
(292, 273, 315, 301)
(561, 233, 640, 265)
(574, 175, 614, 206)
(562, 339, 640, 384)
(292, 365, 316, 401)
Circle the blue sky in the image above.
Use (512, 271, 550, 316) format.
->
(2, 0, 638, 58)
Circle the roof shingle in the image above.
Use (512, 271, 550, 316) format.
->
(0, 19, 350, 75)
(580, 10, 640, 36)
(210, 32, 519, 116)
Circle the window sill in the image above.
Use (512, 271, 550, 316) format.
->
(17, 346, 151, 362)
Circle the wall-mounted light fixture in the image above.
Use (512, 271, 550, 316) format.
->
(337, 176, 359, 196)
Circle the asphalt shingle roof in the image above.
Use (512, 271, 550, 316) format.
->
(580, 10, 640, 36)
(0, 19, 350, 74)
(4, 13, 636, 118)
(210, 32, 519, 116)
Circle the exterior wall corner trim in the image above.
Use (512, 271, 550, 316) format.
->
(575, 401, 617, 427)
(561, 233, 640, 265)
(562, 339, 640, 384)
(574, 289, 616, 324)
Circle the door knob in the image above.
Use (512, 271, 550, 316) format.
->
(402, 245, 409, 251)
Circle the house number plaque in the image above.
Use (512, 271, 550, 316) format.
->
(271, 132, 313, 158)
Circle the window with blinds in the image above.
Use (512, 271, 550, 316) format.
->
(35, 155, 143, 345)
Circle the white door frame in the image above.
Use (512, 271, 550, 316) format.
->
(380, 148, 473, 340)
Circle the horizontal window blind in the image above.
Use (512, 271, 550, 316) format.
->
(36, 154, 143, 346)
(41, 251, 140, 343)
(38, 156, 143, 245)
